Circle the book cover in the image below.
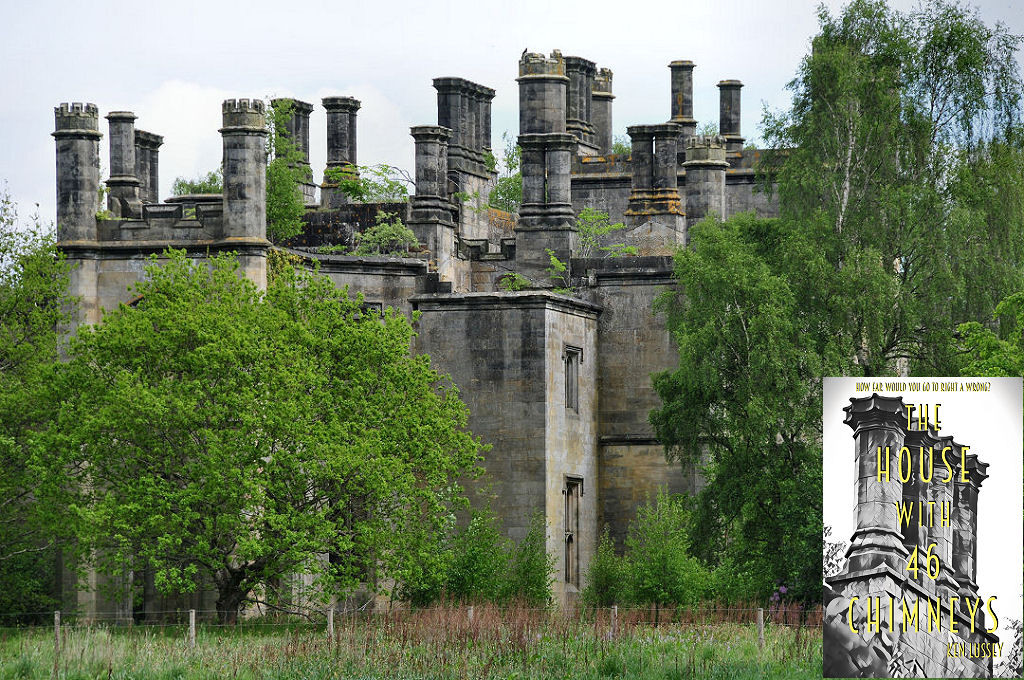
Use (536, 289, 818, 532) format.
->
(823, 377, 1023, 678)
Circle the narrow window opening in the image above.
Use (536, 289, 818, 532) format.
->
(564, 346, 581, 412)
(564, 477, 583, 587)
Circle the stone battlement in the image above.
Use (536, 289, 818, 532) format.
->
(518, 50, 567, 79)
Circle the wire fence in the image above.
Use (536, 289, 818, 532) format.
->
(0, 601, 823, 632)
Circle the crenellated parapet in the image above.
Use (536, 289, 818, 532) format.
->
(681, 135, 728, 228)
(220, 98, 269, 242)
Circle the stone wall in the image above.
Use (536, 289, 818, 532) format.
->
(411, 292, 600, 606)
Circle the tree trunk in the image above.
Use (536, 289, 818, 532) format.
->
(215, 569, 249, 625)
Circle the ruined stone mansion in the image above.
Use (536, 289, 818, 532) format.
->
(53, 50, 778, 612)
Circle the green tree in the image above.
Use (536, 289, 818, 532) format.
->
(354, 211, 418, 256)
(501, 512, 554, 606)
(57, 250, 482, 622)
(581, 527, 628, 607)
(325, 164, 412, 203)
(171, 169, 223, 196)
(573, 207, 635, 258)
(653, 0, 1024, 606)
(625, 492, 707, 618)
(488, 132, 522, 214)
(651, 213, 857, 604)
(265, 99, 308, 243)
(611, 134, 632, 156)
(760, 0, 1024, 374)
(444, 509, 508, 603)
(0, 187, 76, 617)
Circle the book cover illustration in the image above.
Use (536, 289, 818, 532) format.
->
(823, 377, 1023, 678)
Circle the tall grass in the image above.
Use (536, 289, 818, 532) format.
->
(0, 605, 822, 679)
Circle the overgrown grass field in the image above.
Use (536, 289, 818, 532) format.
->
(0, 606, 821, 679)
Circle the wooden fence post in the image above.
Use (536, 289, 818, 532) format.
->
(53, 611, 60, 680)
(327, 608, 334, 640)
(757, 607, 764, 649)
(611, 605, 618, 639)
(467, 605, 474, 625)
(188, 609, 196, 649)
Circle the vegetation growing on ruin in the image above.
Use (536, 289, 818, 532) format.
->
(611, 134, 632, 155)
(265, 99, 309, 243)
(171, 169, 223, 196)
(353, 211, 418, 256)
(487, 132, 522, 214)
(574, 207, 636, 258)
(326, 163, 412, 203)
(652, 0, 1024, 607)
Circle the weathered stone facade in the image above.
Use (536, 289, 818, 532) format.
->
(55, 49, 776, 611)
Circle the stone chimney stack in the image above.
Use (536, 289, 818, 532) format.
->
(564, 56, 598, 154)
(434, 77, 496, 176)
(624, 123, 683, 234)
(591, 68, 614, 155)
(408, 125, 456, 281)
(133, 130, 163, 203)
(669, 61, 697, 148)
(841, 394, 911, 574)
(515, 50, 576, 277)
(220, 98, 268, 241)
(682, 135, 728, 231)
(321, 96, 360, 209)
(952, 451, 989, 602)
(106, 111, 142, 218)
(53, 103, 102, 243)
(717, 80, 744, 153)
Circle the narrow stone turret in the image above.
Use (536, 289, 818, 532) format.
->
(682, 135, 728, 230)
(106, 111, 142, 218)
(841, 394, 911, 573)
(53, 103, 102, 243)
(433, 77, 495, 176)
(220, 98, 268, 241)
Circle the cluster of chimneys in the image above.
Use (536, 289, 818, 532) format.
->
(839, 395, 990, 610)
(53, 49, 748, 258)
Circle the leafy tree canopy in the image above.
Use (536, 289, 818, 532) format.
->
(653, 0, 1024, 605)
(55, 250, 483, 622)
(0, 187, 76, 616)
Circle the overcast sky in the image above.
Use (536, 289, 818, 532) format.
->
(1, 0, 1022, 225)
